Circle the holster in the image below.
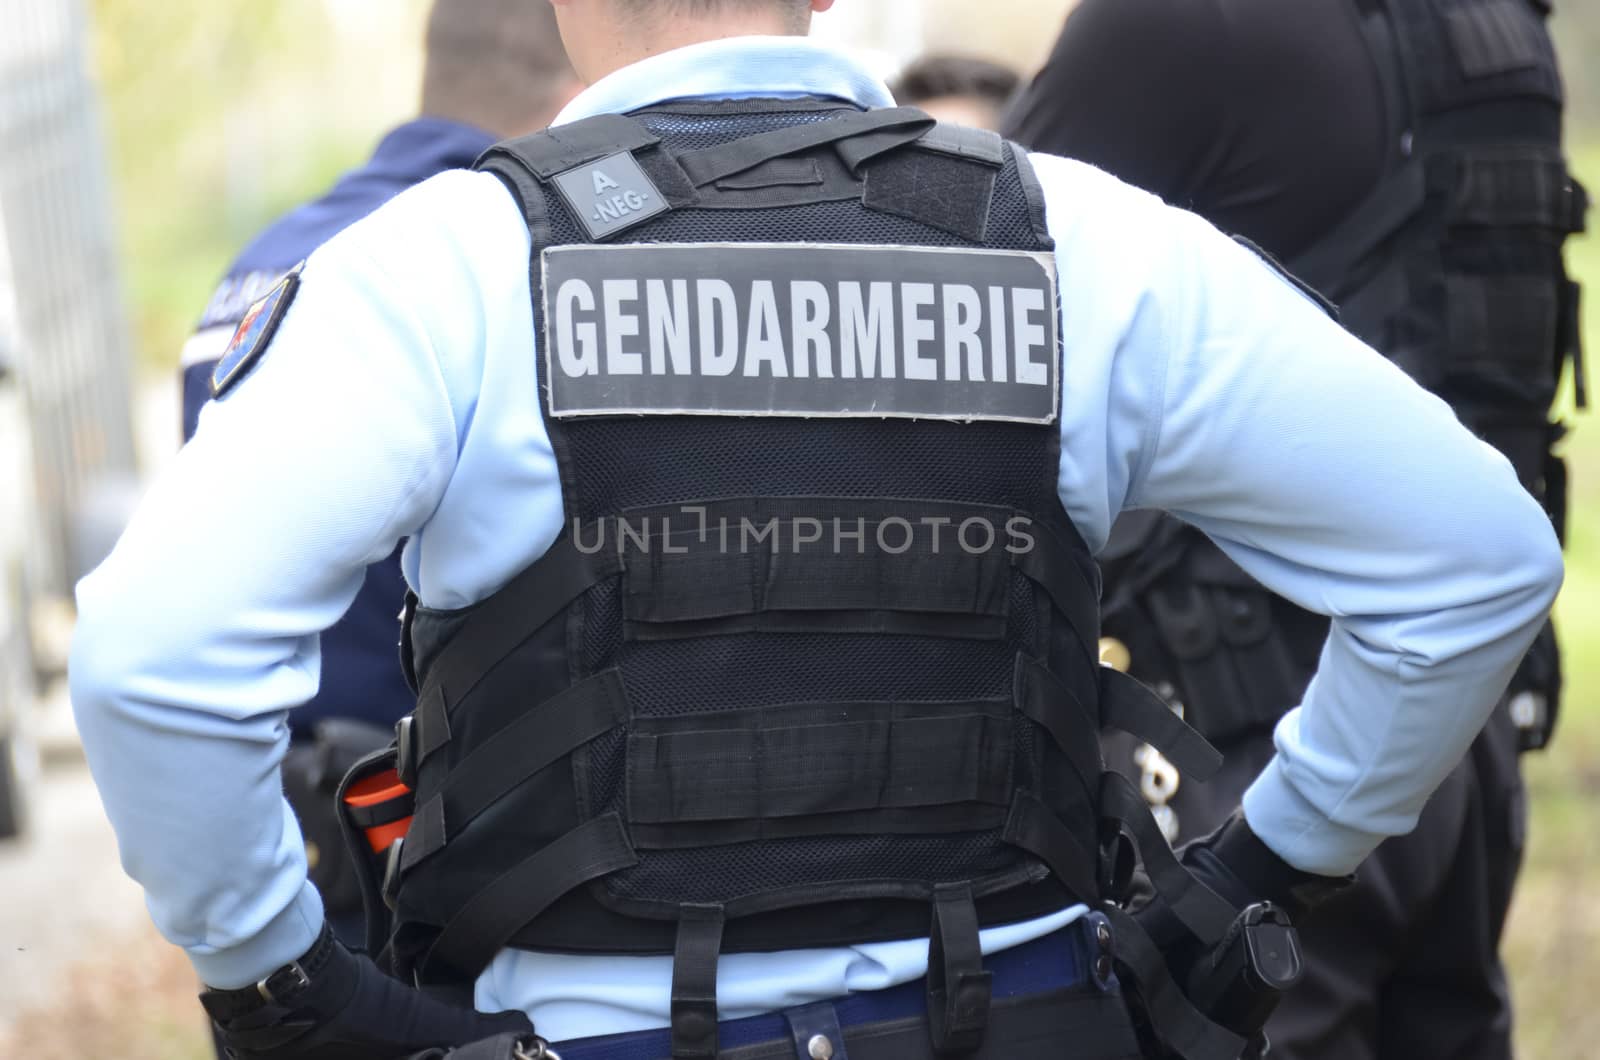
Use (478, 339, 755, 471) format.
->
(283, 719, 395, 917)
(336, 740, 415, 959)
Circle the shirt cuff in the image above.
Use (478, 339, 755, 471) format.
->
(1241, 757, 1379, 878)
(187, 882, 327, 990)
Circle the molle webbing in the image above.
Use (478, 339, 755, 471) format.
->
(374, 102, 1231, 1059)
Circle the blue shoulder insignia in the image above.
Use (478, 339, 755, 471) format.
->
(211, 263, 304, 399)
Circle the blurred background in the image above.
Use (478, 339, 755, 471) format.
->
(0, 0, 1593, 1056)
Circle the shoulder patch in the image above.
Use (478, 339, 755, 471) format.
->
(551, 152, 669, 241)
(212, 265, 302, 399)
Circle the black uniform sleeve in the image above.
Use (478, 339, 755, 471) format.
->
(1002, 0, 1229, 209)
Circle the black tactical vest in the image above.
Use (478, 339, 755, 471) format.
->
(1292, 0, 1587, 523)
(1100, 0, 1585, 772)
(359, 100, 1226, 1057)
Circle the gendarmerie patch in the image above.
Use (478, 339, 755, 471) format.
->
(551, 152, 669, 241)
(211, 265, 302, 399)
(540, 243, 1060, 423)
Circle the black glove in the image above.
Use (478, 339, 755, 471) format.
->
(1136, 812, 1351, 1049)
(202, 923, 533, 1060)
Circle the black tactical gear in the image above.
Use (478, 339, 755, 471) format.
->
(1101, 0, 1585, 765)
(339, 100, 1237, 1059)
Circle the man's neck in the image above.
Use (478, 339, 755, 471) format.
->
(586, 19, 806, 83)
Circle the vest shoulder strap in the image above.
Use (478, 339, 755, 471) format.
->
(477, 113, 661, 181)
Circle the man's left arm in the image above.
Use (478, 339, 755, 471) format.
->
(70, 233, 462, 989)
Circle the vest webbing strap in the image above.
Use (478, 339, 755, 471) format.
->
(417, 539, 624, 717)
(1289, 161, 1426, 297)
(1099, 774, 1236, 946)
(1102, 904, 1248, 1060)
(625, 701, 1013, 826)
(478, 114, 661, 181)
(674, 107, 935, 187)
(1099, 668, 1224, 782)
(1001, 791, 1100, 907)
(1014, 532, 1105, 668)
(622, 513, 1010, 633)
(400, 670, 630, 875)
(1287, 1, 1419, 297)
(927, 883, 992, 1054)
(411, 686, 451, 776)
(1013, 656, 1102, 803)
(420, 813, 638, 984)
(604, 500, 1099, 661)
(670, 905, 725, 1059)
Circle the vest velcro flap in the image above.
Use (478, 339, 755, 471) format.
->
(1452, 148, 1581, 230)
(617, 499, 1015, 641)
(625, 699, 1013, 827)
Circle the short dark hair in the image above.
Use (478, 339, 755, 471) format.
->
(421, 0, 576, 137)
(613, 0, 811, 32)
(890, 55, 1022, 111)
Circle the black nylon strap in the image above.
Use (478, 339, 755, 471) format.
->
(421, 814, 638, 984)
(621, 500, 1015, 641)
(1565, 277, 1588, 408)
(625, 701, 1012, 825)
(1099, 668, 1223, 782)
(1012, 656, 1102, 799)
(916, 124, 1006, 166)
(675, 108, 935, 187)
(1099, 774, 1235, 947)
(671, 904, 726, 1059)
(413, 686, 451, 768)
(417, 537, 623, 720)
(1288, 5, 1424, 298)
(927, 883, 991, 1055)
(1012, 530, 1101, 667)
(1000, 792, 1100, 906)
(1008, 144, 1055, 248)
(342, 793, 414, 831)
(1101, 904, 1247, 1060)
(478, 114, 662, 180)
(401, 670, 630, 874)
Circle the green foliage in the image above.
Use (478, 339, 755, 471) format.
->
(1503, 144, 1600, 1060)
(87, 0, 424, 367)
(1552, 5, 1600, 137)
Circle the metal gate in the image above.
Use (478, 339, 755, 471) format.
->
(0, 0, 137, 600)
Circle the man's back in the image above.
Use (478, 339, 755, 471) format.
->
(1004, 0, 1388, 259)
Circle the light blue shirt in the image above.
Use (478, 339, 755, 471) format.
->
(70, 37, 1561, 1043)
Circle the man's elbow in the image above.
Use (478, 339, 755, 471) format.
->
(67, 577, 158, 743)
(1483, 493, 1565, 622)
(68, 595, 127, 738)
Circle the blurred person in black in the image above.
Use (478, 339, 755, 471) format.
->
(180, 0, 578, 948)
(890, 54, 1020, 130)
(1004, 1, 1586, 1058)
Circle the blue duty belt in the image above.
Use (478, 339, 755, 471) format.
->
(551, 914, 1126, 1060)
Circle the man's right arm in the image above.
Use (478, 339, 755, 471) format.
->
(1041, 156, 1562, 878)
